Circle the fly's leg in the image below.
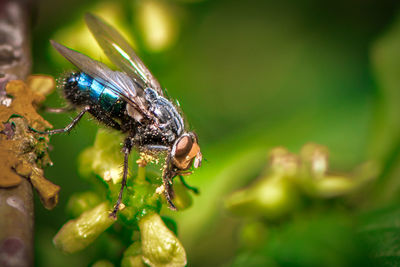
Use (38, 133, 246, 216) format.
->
(179, 175, 199, 194)
(110, 137, 132, 218)
(139, 145, 178, 210)
(141, 145, 170, 152)
(163, 174, 177, 210)
(141, 145, 177, 209)
(163, 155, 177, 210)
(29, 105, 91, 135)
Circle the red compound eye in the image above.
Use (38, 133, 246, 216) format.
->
(175, 135, 193, 157)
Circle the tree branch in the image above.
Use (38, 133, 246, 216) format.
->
(0, 1, 34, 266)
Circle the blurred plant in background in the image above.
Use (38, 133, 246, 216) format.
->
(225, 144, 378, 219)
(225, 144, 379, 266)
(31, 0, 400, 266)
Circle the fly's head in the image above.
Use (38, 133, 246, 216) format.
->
(171, 132, 202, 172)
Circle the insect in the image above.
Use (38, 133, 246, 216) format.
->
(35, 13, 202, 218)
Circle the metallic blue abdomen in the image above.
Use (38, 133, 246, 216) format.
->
(65, 72, 125, 116)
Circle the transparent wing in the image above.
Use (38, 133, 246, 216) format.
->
(84, 13, 163, 95)
(51, 40, 150, 117)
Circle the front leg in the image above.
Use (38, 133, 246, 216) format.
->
(140, 144, 177, 210)
(141, 144, 170, 152)
(166, 169, 199, 195)
(162, 154, 177, 210)
(110, 137, 133, 218)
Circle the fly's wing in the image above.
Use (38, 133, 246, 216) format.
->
(51, 40, 150, 117)
(84, 13, 163, 96)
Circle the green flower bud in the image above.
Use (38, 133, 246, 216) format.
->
(53, 202, 115, 253)
(139, 213, 186, 267)
(121, 256, 146, 267)
(122, 242, 146, 267)
(66, 191, 102, 218)
(225, 176, 299, 220)
(313, 175, 356, 197)
(305, 161, 379, 198)
(78, 129, 125, 184)
(300, 143, 329, 179)
(161, 216, 178, 236)
(92, 260, 114, 267)
(312, 162, 378, 198)
(268, 147, 299, 177)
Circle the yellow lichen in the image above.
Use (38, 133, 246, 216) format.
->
(0, 78, 60, 209)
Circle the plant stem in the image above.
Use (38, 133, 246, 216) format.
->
(137, 165, 147, 182)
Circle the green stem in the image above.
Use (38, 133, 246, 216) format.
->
(137, 165, 146, 182)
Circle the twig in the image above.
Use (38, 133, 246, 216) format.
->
(0, 1, 34, 266)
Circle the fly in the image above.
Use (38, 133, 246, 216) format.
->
(34, 13, 202, 218)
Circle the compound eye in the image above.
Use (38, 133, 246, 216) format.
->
(175, 135, 193, 157)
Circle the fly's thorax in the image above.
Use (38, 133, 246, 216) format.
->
(144, 88, 184, 142)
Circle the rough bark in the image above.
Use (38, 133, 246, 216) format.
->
(0, 1, 34, 266)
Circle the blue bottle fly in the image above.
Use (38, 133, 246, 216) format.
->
(35, 13, 202, 218)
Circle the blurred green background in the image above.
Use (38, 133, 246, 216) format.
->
(31, 0, 400, 266)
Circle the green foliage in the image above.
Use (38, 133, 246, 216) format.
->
(369, 14, 400, 206)
(245, 214, 370, 267)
